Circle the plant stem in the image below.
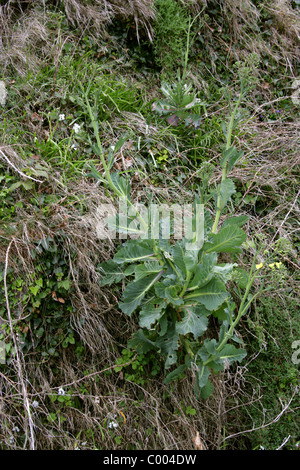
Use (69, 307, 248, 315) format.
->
(211, 85, 244, 234)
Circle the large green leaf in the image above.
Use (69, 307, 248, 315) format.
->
(114, 241, 156, 264)
(220, 146, 244, 173)
(222, 215, 249, 229)
(106, 214, 147, 237)
(97, 260, 124, 286)
(188, 253, 217, 290)
(216, 179, 236, 211)
(164, 364, 187, 384)
(217, 344, 247, 364)
(212, 263, 237, 283)
(175, 305, 208, 339)
(203, 225, 247, 254)
(128, 329, 157, 354)
(156, 323, 180, 369)
(184, 279, 228, 311)
(195, 363, 210, 389)
(119, 271, 163, 316)
(110, 172, 130, 199)
(154, 283, 184, 306)
(139, 300, 166, 329)
(170, 244, 186, 277)
(134, 261, 163, 281)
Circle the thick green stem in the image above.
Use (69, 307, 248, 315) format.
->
(211, 86, 244, 234)
(203, 260, 260, 367)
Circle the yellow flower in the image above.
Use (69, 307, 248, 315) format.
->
(255, 262, 263, 270)
(268, 262, 282, 270)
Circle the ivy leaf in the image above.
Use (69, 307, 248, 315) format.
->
(184, 279, 228, 311)
(203, 225, 247, 254)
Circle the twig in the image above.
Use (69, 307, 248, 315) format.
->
(0, 148, 43, 183)
(223, 385, 298, 443)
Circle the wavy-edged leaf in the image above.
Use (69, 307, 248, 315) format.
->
(199, 379, 213, 399)
(106, 214, 147, 237)
(222, 215, 249, 229)
(176, 305, 208, 339)
(134, 262, 163, 281)
(110, 172, 130, 199)
(220, 146, 244, 173)
(154, 283, 184, 306)
(212, 263, 238, 283)
(164, 364, 187, 384)
(128, 329, 157, 354)
(203, 225, 247, 254)
(119, 271, 163, 316)
(139, 300, 166, 329)
(114, 240, 156, 264)
(156, 323, 180, 369)
(188, 253, 217, 290)
(97, 260, 124, 286)
(216, 179, 236, 211)
(195, 363, 210, 389)
(217, 344, 247, 364)
(184, 279, 228, 311)
(170, 244, 186, 277)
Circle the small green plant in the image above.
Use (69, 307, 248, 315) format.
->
(152, 75, 207, 129)
(81, 56, 263, 398)
(114, 348, 161, 385)
(153, 0, 190, 76)
(0, 236, 78, 362)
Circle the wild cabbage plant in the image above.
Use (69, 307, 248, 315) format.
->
(152, 76, 206, 128)
(83, 56, 261, 397)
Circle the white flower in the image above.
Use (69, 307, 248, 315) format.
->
(31, 400, 39, 408)
(73, 123, 81, 134)
(59, 114, 65, 121)
(0, 81, 7, 106)
(108, 421, 118, 429)
(12, 426, 20, 433)
(58, 387, 65, 396)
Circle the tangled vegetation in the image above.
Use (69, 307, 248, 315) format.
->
(0, 0, 299, 451)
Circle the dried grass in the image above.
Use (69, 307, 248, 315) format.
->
(0, 0, 156, 75)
